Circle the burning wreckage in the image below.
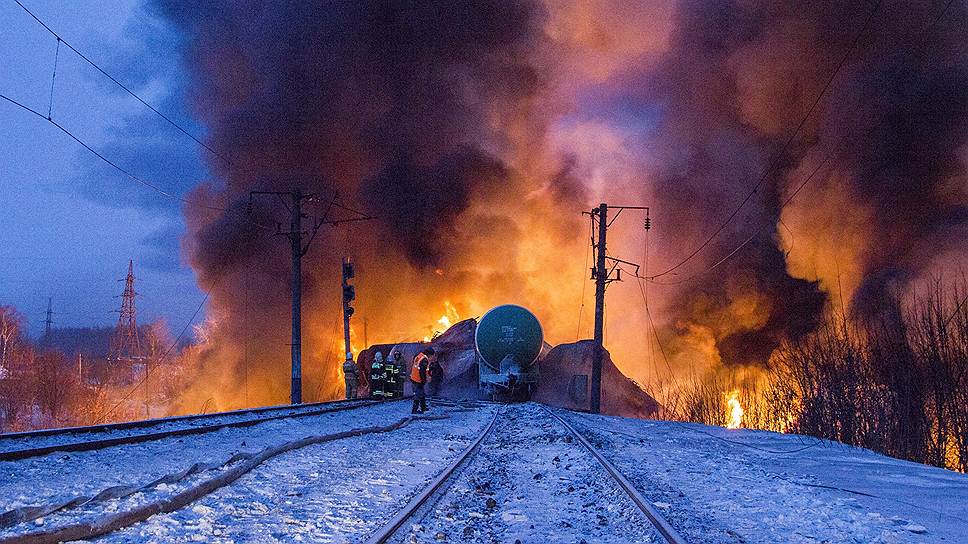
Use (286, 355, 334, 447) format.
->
(356, 304, 660, 418)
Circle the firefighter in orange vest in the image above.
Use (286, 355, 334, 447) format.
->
(410, 347, 434, 414)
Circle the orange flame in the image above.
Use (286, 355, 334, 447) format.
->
(725, 390, 744, 429)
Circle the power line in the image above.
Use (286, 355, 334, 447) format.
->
(12, 0, 375, 221)
(46, 36, 59, 119)
(943, 292, 968, 330)
(0, 92, 222, 210)
(12, 0, 226, 165)
(648, 0, 885, 280)
(93, 284, 212, 424)
(646, 0, 956, 287)
(0, 91, 280, 232)
(633, 273, 675, 380)
(644, 152, 834, 286)
(576, 213, 592, 340)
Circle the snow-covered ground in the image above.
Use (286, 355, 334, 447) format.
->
(0, 400, 400, 515)
(0, 400, 370, 455)
(563, 410, 968, 543)
(4, 401, 965, 543)
(407, 403, 661, 543)
(97, 403, 496, 543)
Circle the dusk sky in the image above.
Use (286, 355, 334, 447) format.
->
(1, 0, 205, 336)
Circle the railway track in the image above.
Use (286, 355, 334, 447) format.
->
(364, 408, 501, 544)
(4, 401, 686, 542)
(0, 403, 473, 544)
(542, 406, 687, 544)
(0, 398, 381, 462)
(368, 402, 687, 544)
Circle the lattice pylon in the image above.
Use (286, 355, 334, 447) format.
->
(109, 260, 144, 361)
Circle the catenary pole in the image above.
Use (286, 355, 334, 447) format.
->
(591, 203, 607, 414)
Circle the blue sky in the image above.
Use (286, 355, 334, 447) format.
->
(0, 0, 206, 337)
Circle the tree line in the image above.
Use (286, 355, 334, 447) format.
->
(0, 305, 184, 432)
(677, 278, 968, 472)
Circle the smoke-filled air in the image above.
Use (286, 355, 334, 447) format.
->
(149, 0, 968, 420)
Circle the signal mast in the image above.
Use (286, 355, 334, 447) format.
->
(341, 257, 356, 366)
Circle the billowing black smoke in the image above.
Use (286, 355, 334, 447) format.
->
(644, 0, 968, 365)
(156, 0, 545, 268)
(839, 57, 968, 314)
(153, 0, 556, 406)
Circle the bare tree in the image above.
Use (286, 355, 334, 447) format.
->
(0, 305, 25, 376)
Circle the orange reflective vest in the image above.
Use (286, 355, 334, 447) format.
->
(410, 353, 428, 383)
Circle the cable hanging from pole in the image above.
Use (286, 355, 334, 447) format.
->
(12, 0, 374, 219)
(0, 91, 278, 232)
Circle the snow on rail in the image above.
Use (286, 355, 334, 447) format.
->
(0, 399, 375, 458)
(563, 411, 968, 543)
(396, 403, 663, 543)
(0, 401, 408, 517)
(1, 413, 443, 543)
(365, 408, 500, 543)
(542, 405, 687, 544)
(98, 403, 496, 542)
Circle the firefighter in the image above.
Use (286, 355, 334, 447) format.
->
(410, 347, 434, 414)
(428, 357, 444, 397)
(385, 350, 403, 399)
(342, 353, 358, 399)
(370, 351, 386, 399)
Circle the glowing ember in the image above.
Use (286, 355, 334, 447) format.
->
(725, 390, 744, 429)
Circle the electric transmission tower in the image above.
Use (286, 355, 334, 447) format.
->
(44, 297, 54, 338)
(109, 260, 144, 362)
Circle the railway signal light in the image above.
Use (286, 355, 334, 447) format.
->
(343, 285, 356, 304)
(341, 257, 356, 364)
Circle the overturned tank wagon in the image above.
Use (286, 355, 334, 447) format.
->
(475, 304, 543, 400)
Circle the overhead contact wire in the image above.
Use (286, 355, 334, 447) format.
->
(13, 0, 225, 164)
(648, 0, 885, 281)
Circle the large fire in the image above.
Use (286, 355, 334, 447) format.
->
(151, 0, 968, 444)
(435, 301, 461, 334)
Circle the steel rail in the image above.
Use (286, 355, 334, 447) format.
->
(0, 398, 365, 441)
(0, 399, 386, 462)
(364, 408, 501, 544)
(2, 413, 443, 544)
(541, 405, 688, 544)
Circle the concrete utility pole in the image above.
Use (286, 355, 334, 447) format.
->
(591, 204, 608, 414)
(587, 203, 650, 414)
(249, 189, 373, 404)
(290, 188, 303, 404)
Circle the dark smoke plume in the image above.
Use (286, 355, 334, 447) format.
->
(155, 0, 968, 404)
(159, 0, 545, 267)
(152, 0, 563, 406)
(641, 0, 968, 366)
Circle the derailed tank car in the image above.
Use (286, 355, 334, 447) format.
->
(475, 304, 543, 400)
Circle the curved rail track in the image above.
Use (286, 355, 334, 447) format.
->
(0, 398, 381, 462)
(364, 409, 501, 544)
(542, 405, 687, 544)
(367, 403, 688, 544)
